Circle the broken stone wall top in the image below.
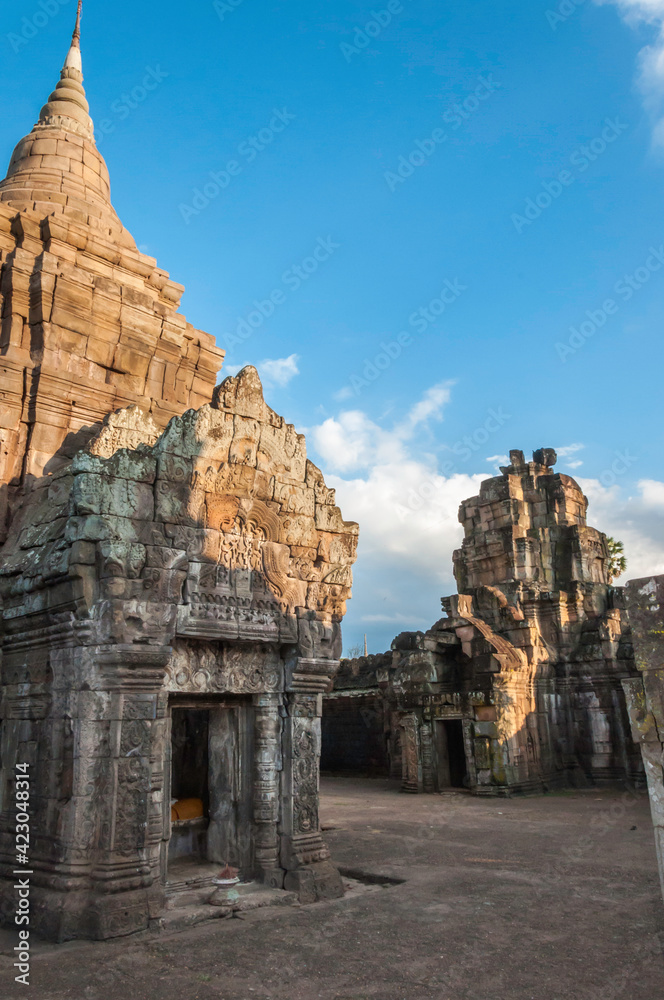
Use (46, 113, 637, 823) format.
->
(0, 366, 359, 648)
(453, 448, 612, 617)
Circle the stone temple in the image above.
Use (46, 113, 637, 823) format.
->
(0, 12, 358, 940)
(323, 449, 642, 795)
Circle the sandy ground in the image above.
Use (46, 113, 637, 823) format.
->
(1, 777, 663, 1000)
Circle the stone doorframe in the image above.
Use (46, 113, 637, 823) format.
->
(158, 652, 345, 903)
(161, 695, 257, 882)
(399, 712, 475, 794)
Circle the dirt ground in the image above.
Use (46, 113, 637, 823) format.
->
(1, 777, 663, 1000)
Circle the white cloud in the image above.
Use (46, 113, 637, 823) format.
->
(640, 478, 664, 506)
(595, 0, 664, 141)
(258, 354, 300, 387)
(598, 0, 664, 21)
(223, 355, 300, 390)
(486, 453, 509, 472)
(308, 388, 664, 652)
(333, 385, 354, 402)
(576, 475, 664, 581)
(311, 380, 453, 474)
(567, 460, 584, 469)
(309, 384, 490, 650)
(556, 442, 585, 458)
(403, 381, 453, 433)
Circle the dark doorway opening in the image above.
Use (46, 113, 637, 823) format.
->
(170, 708, 210, 862)
(435, 719, 468, 790)
(171, 708, 210, 808)
(165, 697, 255, 879)
(321, 695, 389, 776)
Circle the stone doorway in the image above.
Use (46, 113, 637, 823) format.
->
(166, 697, 255, 884)
(169, 708, 210, 862)
(434, 719, 468, 790)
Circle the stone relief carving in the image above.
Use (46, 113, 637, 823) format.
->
(164, 640, 282, 694)
(291, 718, 320, 835)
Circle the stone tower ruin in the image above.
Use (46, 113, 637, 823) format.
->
(323, 449, 640, 794)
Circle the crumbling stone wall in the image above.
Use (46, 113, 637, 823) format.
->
(623, 575, 664, 902)
(0, 368, 358, 940)
(326, 450, 641, 795)
(321, 654, 392, 775)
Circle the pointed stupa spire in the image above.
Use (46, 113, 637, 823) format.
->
(38, 1, 93, 140)
(0, 1, 136, 249)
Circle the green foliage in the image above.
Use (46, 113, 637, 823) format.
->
(606, 537, 627, 583)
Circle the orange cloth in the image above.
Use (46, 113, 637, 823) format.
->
(171, 798, 204, 821)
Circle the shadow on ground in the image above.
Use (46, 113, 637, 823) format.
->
(1, 777, 662, 1000)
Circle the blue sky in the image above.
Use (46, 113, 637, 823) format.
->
(2, 0, 663, 653)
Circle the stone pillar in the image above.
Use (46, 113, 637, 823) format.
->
(420, 721, 434, 793)
(252, 693, 284, 888)
(399, 713, 421, 792)
(84, 646, 171, 939)
(624, 576, 664, 903)
(281, 658, 344, 903)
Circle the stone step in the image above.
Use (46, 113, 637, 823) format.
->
(157, 883, 298, 932)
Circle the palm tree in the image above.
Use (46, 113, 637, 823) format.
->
(606, 537, 627, 584)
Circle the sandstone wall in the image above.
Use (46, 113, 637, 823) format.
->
(623, 575, 664, 901)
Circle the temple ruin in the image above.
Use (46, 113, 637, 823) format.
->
(323, 449, 642, 795)
(0, 12, 357, 940)
(623, 575, 664, 903)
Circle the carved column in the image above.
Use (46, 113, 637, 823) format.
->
(85, 645, 171, 940)
(252, 693, 284, 888)
(400, 713, 422, 793)
(280, 658, 344, 903)
(420, 722, 434, 793)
